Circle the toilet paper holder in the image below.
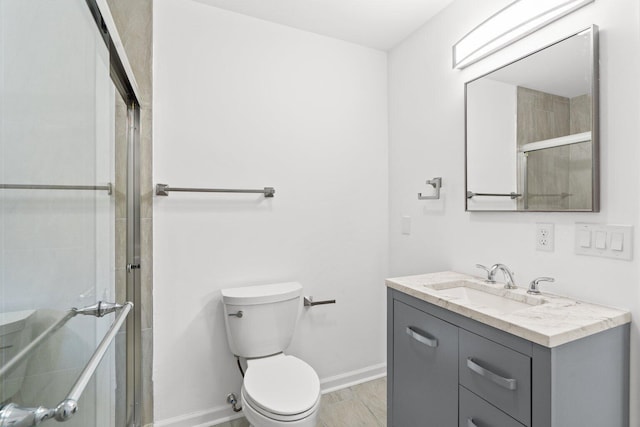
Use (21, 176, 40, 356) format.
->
(303, 296, 336, 307)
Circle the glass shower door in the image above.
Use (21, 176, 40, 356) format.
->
(0, 0, 132, 425)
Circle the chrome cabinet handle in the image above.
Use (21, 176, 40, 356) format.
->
(467, 357, 517, 390)
(406, 326, 438, 348)
(467, 419, 479, 427)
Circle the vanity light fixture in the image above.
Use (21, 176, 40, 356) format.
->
(452, 0, 594, 69)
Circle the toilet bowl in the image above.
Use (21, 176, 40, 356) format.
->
(221, 282, 321, 427)
(241, 354, 320, 427)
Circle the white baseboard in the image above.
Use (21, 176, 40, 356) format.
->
(154, 405, 243, 427)
(154, 363, 387, 427)
(319, 362, 387, 394)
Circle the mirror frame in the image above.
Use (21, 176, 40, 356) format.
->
(464, 25, 599, 212)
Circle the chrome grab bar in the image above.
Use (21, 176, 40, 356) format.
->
(0, 183, 112, 195)
(0, 302, 133, 427)
(467, 191, 521, 199)
(156, 183, 275, 197)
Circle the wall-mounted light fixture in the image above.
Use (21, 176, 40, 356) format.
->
(452, 0, 594, 69)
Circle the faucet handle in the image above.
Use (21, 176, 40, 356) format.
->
(527, 277, 555, 295)
(475, 264, 496, 283)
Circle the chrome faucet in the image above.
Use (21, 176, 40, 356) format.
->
(488, 264, 517, 289)
(527, 277, 555, 295)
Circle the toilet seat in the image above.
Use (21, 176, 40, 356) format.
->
(243, 354, 320, 421)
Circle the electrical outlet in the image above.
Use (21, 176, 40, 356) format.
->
(536, 223, 554, 252)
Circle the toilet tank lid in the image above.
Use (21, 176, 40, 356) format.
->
(221, 282, 302, 305)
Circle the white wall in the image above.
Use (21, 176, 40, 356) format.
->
(152, 1, 389, 425)
(389, 0, 640, 425)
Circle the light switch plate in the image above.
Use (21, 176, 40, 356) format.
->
(575, 223, 633, 260)
(401, 216, 411, 235)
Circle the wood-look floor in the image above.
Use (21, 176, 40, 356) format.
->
(212, 376, 387, 427)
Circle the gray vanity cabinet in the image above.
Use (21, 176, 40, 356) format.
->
(387, 288, 630, 427)
(392, 300, 458, 426)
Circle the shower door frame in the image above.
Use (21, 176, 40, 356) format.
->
(84, 0, 143, 425)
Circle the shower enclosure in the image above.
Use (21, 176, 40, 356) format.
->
(0, 0, 141, 425)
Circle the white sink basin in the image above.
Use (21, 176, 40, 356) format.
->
(425, 281, 544, 315)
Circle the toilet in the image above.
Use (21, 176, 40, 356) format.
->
(221, 282, 320, 427)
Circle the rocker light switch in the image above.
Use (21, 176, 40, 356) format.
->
(611, 232, 624, 251)
(595, 231, 607, 249)
(578, 230, 591, 248)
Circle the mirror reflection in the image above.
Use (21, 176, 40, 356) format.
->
(465, 27, 598, 212)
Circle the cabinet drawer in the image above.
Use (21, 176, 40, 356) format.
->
(392, 300, 458, 426)
(459, 329, 531, 425)
(459, 386, 525, 427)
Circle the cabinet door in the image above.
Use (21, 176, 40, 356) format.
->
(392, 300, 458, 427)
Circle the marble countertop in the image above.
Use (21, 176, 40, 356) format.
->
(386, 271, 631, 348)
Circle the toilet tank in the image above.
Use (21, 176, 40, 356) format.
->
(221, 282, 302, 358)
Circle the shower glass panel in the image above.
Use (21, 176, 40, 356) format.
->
(0, 0, 130, 425)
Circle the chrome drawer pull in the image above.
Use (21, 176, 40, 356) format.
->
(467, 357, 517, 390)
(467, 418, 478, 427)
(406, 326, 438, 348)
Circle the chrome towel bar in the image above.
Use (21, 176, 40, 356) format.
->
(0, 183, 112, 195)
(156, 183, 275, 197)
(467, 191, 521, 199)
(0, 302, 133, 427)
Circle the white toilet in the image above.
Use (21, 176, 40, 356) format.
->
(221, 282, 320, 427)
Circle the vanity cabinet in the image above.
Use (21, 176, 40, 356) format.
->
(387, 289, 630, 427)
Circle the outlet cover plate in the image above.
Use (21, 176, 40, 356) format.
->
(536, 223, 554, 252)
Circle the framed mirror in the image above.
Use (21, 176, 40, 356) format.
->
(465, 26, 599, 212)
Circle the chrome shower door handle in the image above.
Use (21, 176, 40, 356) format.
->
(406, 326, 438, 348)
